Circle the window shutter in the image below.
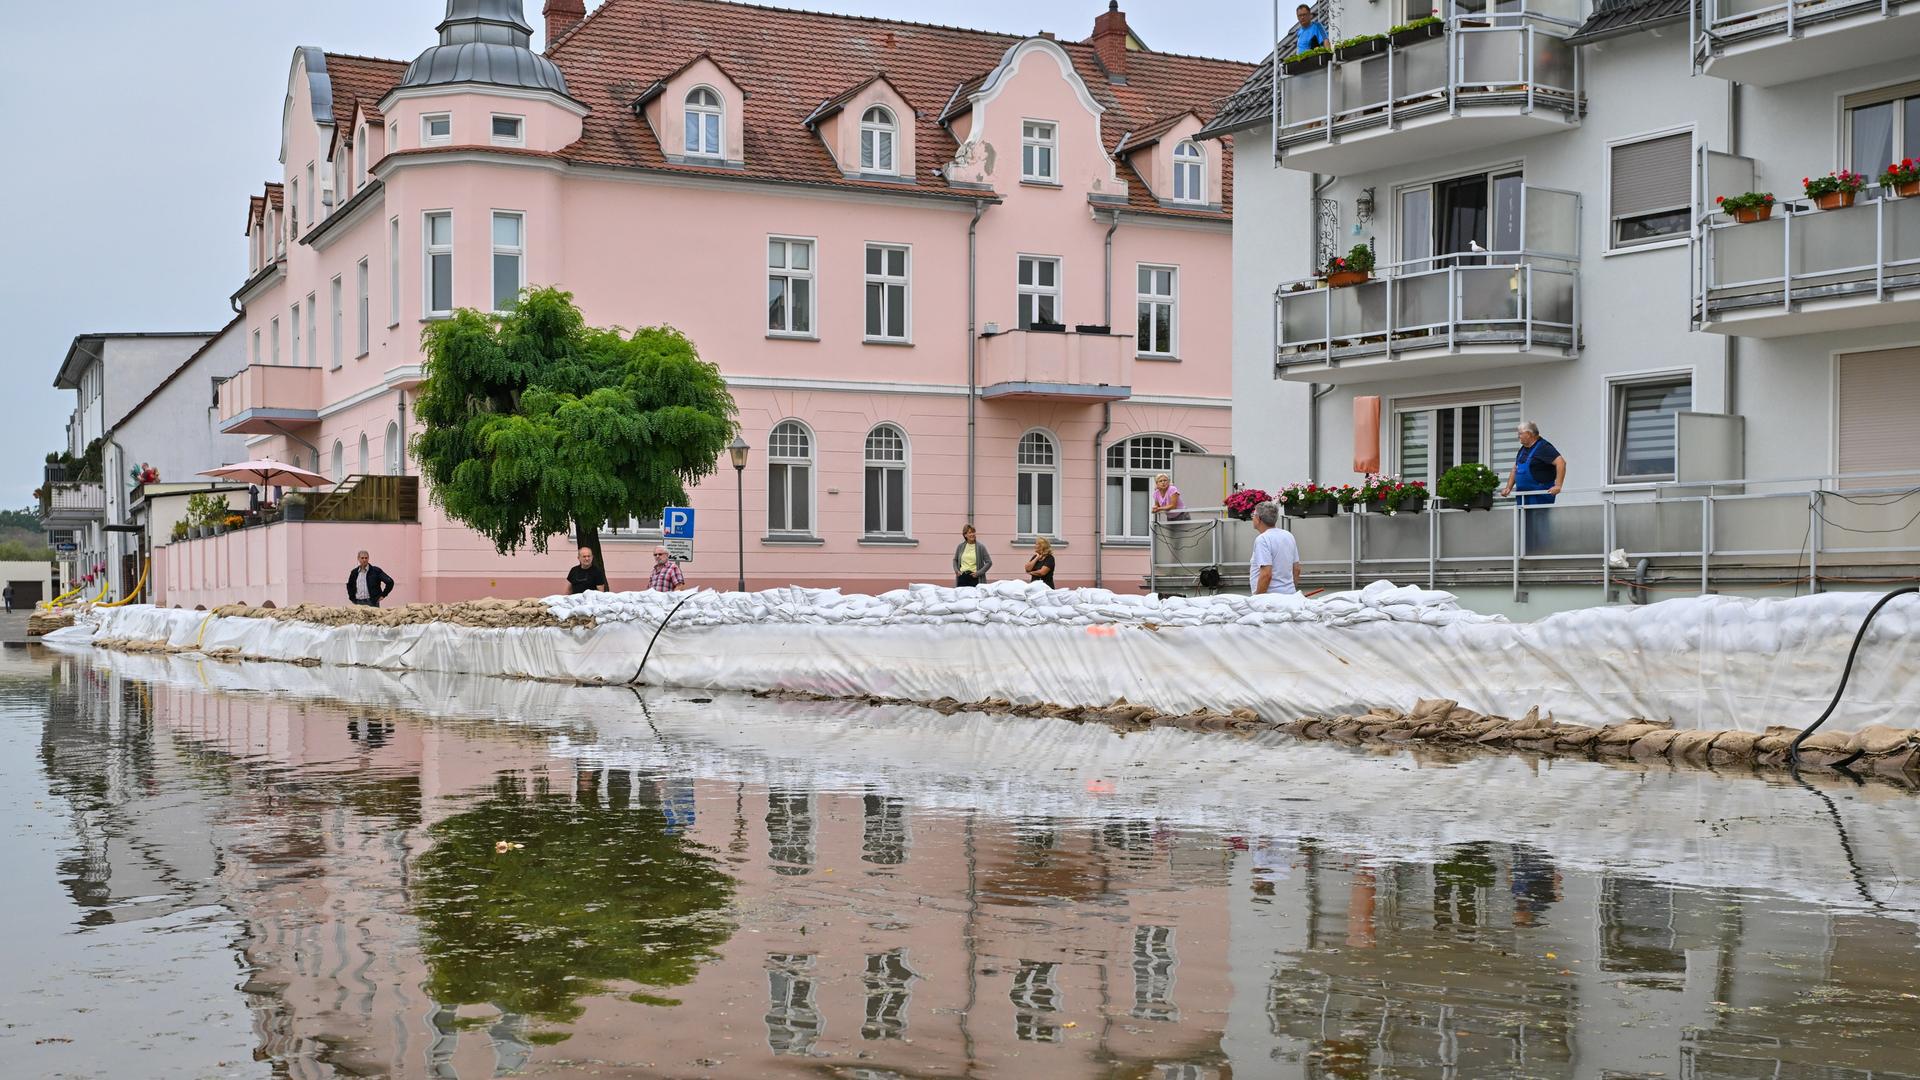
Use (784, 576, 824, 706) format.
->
(1611, 133, 1691, 217)
(1837, 347, 1920, 486)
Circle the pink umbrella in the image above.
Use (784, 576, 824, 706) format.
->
(198, 460, 334, 488)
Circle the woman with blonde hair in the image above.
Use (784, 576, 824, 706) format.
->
(1024, 536, 1058, 589)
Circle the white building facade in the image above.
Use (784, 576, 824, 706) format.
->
(1199, 0, 1920, 611)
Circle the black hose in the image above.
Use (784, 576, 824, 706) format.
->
(631, 593, 694, 685)
(1789, 585, 1917, 767)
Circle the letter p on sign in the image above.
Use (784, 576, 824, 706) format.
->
(663, 507, 696, 539)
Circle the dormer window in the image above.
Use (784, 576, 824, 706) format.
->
(1021, 121, 1057, 184)
(686, 88, 723, 158)
(491, 114, 525, 146)
(358, 125, 370, 183)
(422, 113, 452, 146)
(859, 107, 897, 174)
(1172, 141, 1204, 204)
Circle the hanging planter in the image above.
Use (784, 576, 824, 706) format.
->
(1326, 270, 1371, 287)
(1388, 16, 1444, 47)
(1281, 46, 1331, 75)
(1882, 159, 1919, 199)
(1322, 242, 1376, 289)
(1334, 33, 1387, 62)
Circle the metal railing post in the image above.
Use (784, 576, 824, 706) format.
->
(1350, 509, 1359, 591)
(1524, 27, 1536, 115)
(1448, 28, 1459, 116)
(1601, 493, 1613, 603)
(1875, 197, 1886, 301)
(1701, 495, 1712, 594)
(1447, 266, 1459, 351)
(1427, 502, 1437, 590)
(1324, 286, 1334, 365)
(1523, 263, 1535, 351)
(1511, 503, 1522, 602)
(1808, 492, 1820, 593)
(1782, 208, 1793, 312)
(1149, 519, 1159, 595)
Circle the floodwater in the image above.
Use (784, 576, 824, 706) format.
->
(4, 647, 1918, 1080)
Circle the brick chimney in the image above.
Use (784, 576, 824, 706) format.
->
(1091, 1, 1129, 82)
(543, 0, 586, 47)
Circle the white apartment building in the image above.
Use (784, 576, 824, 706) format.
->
(1197, 0, 1919, 611)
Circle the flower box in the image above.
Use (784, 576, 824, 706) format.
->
(1730, 204, 1772, 223)
(1814, 191, 1856, 211)
(1334, 36, 1387, 61)
(1282, 49, 1331, 75)
(1369, 492, 1428, 515)
(1390, 20, 1444, 46)
(1896, 181, 1920, 199)
(1326, 269, 1371, 288)
(1442, 493, 1496, 512)
(1289, 500, 1338, 519)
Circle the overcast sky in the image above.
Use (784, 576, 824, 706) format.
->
(0, 0, 1264, 507)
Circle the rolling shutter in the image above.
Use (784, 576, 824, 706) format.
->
(1837, 348, 1920, 487)
(1611, 133, 1691, 218)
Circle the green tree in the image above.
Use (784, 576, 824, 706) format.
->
(411, 287, 736, 563)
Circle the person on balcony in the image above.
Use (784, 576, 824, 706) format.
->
(1292, 4, 1329, 52)
(1250, 502, 1303, 595)
(648, 546, 686, 591)
(1500, 420, 1565, 554)
(346, 550, 395, 607)
(568, 546, 610, 594)
(1152, 474, 1189, 523)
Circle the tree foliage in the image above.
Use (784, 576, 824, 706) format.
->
(411, 287, 737, 557)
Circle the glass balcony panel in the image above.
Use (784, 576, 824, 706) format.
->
(1526, 0, 1584, 23)
(1820, 491, 1920, 552)
(1532, 35, 1576, 93)
(1285, 516, 1348, 565)
(1279, 292, 1328, 346)
(1457, 267, 1521, 323)
(1612, 500, 1704, 556)
(1793, 207, 1879, 280)
(1711, 495, 1807, 556)
(1887, 197, 1920, 266)
(1395, 41, 1448, 97)
(1335, 58, 1384, 116)
(1519, 503, 1602, 558)
(1525, 188, 1579, 256)
(1332, 280, 1388, 339)
(1533, 269, 1575, 327)
(1360, 513, 1430, 562)
(1437, 507, 1513, 560)
(1283, 68, 1330, 127)
(1709, 217, 1784, 288)
(1394, 272, 1452, 331)
(1460, 29, 1523, 85)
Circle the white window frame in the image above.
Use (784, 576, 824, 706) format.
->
(424, 210, 454, 318)
(862, 423, 910, 538)
(859, 106, 897, 175)
(355, 258, 370, 357)
(331, 440, 344, 481)
(358, 124, 370, 184)
(1172, 140, 1205, 204)
(329, 276, 344, 369)
(490, 113, 525, 147)
(491, 211, 525, 313)
(252, 329, 262, 366)
(1136, 264, 1177, 358)
(289, 302, 301, 368)
(388, 217, 401, 327)
(1021, 120, 1058, 183)
(306, 293, 317, 366)
(422, 112, 452, 146)
(358, 433, 369, 475)
(1017, 255, 1063, 330)
(304, 163, 315, 223)
(287, 178, 299, 239)
(1389, 391, 1522, 486)
(384, 421, 403, 475)
(864, 243, 911, 343)
(685, 87, 723, 159)
(1607, 372, 1693, 484)
(767, 419, 816, 537)
(387, 120, 398, 152)
(1016, 428, 1061, 540)
(1605, 126, 1694, 254)
(1104, 434, 1202, 541)
(767, 236, 817, 338)
(1842, 80, 1920, 196)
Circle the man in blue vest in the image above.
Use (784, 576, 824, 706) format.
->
(1293, 4, 1329, 52)
(1501, 420, 1565, 554)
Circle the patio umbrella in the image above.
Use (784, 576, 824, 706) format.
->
(199, 460, 334, 488)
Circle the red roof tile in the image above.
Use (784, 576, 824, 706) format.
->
(548, 0, 1250, 210)
(322, 53, 408, 133)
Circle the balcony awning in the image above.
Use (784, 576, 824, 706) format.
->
(220, 408, 322, 435)
(980, 381, 1132, 402)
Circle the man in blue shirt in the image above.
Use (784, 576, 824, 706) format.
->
(1501, 420, 1565, 553)
(1293, 4, 1329, 52)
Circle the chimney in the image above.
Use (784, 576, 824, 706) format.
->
(1092, 1, 1129, 82)
(543, 0, 586, 47)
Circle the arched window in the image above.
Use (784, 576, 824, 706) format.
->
(330, 440, 344, 481)
(384, 421, 402, 474)
(863, 423, 908, 536)
(1172, 141, 1204, 204)
(685, 87, 723, 158)
(768, 420, 813, 535)
(1016, 430, 1058, 538)
(357, 433, 369, 475)
(859, 106, 896, 174)
(1104, 434, 1201, 539)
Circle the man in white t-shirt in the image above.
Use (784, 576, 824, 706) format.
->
(1248, 501, 1302, 595)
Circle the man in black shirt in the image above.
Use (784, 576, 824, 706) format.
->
(567, 545, 610, 594)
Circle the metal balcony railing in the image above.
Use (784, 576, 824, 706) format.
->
(1692, 0, 1909, 59)
(40, 482, 106, 525)
(1694, 192, 1920, 324)
(1149, 470, 1920, 600)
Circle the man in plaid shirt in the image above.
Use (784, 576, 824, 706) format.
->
(648, 546, 686, 591)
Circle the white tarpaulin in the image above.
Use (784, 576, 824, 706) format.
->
(56, 582, 1920, 733)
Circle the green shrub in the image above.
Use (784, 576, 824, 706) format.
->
(1436, 462, 1499, 504)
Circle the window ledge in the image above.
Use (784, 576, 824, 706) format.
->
(355, 351, 370, 361)
(1011, 536, 1067, 548)
(1102, 538, 1150, 548)
(1137, 354, 1181, 362)
(767, 332, 819, 342)
(420, 315, 452, 323)
(1020, 178, 1063, 189)
(859, 535, 919, 546)
(1602, 237, 1688, 257)
(863, 338, 914, 347)
(762, 533, 824, 546)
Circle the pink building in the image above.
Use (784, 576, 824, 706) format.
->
(167, 0, 1249, 605)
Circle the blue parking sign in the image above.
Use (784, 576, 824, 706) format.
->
(663, 507, 696, 539)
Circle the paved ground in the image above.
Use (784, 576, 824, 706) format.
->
(0, 611, 34, 645)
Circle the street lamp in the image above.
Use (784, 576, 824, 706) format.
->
(728, 436, 749, 593)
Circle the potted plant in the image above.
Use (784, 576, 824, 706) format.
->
(1388, 14, 1443, 46)
(1324, 243, 1375, 288)
(1333, 483, 1365, 513)
(1436, 462, 1499, 511)
(170, 520, 188, 543)
(1715, 191, 1774, 224)
(1277, 481, 1338, 518)
(1361, 475, 1429, 515)
(1223, 486, 1271, 521)
(1334, 32, 1386, 62)
(282, 492, 309, 521)
(1803, 171, 1866, 211)
(224, 513, 245, 533)
(1883, 158, 1920, 199)
(1281, 44, 1332, 75)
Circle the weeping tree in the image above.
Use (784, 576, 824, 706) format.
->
(412, 287, 736, 565)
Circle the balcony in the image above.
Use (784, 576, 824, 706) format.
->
(1695, 194, 1920, 337)
(40, 482, 106, 528)
(977, 328, 1131, 402)
(1692, 0, 1920, 85)
(1274, 3, 1583, 176)
(218, 364, 323, 435)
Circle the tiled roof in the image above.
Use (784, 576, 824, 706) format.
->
(1196, 51, 1273, 139)
(245, 195, 264, 234)
(548, 0, 1251, 210)
(1116, 109, 1197, 153)
(803, 73, 910, 127)
(265, 181, 284, 208)
(1566, 0, 1690, 43)
(322, 53, 408, 131)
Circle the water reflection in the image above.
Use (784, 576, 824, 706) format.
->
(8, 647, 1920, 1079)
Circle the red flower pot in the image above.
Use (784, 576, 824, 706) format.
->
(1896, 180, 1920, 199)
(1326, 270, 1371, 288)
(1730, 204, 1772, 224)
(1814, 191, 1856, 211)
